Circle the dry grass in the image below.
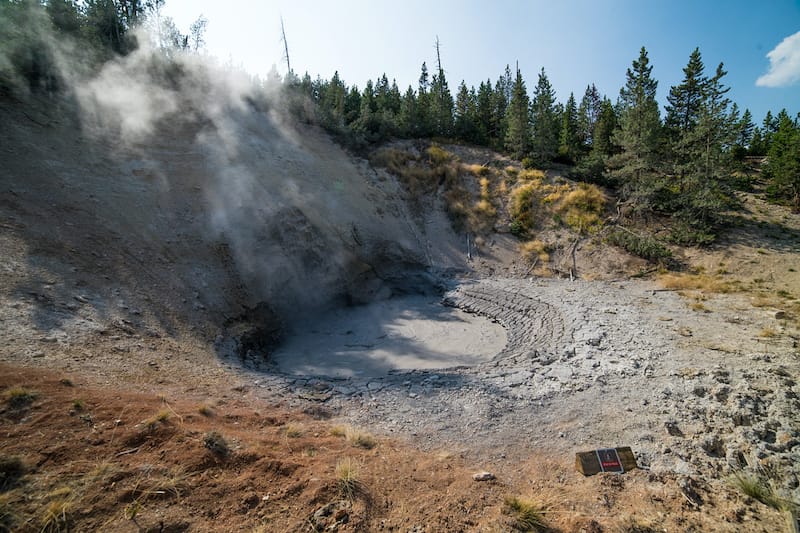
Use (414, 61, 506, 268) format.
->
(284, 424, 304, 438)
(510, 179, 605, 236)
(658, 273, 735, 293)
(503, 496, 548, 532)
(557, 183, 606, 233)
(426, 144, 453, 165)
(518, 168, 546, 181)
(40, 486, 75, 533)
(346, 427, 377, 449)
(329, 425, 347, 438)
(520, 240, 550, 264)
(730, 470, 785, 511)
(142, 409, 171, 431)
(759, 327, 778, 338)
(3, 386, 36, 408)
(0, 493, 16, 532)
(335, 457, 362, 501)
(463, 163, 490, 177)
(690, 302, 710, 312)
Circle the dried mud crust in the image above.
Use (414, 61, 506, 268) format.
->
(442, 281, 566, 356)
(248, 277, 800, 505)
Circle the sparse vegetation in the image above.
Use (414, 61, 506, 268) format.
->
(203, 431, 230, 457)
(0, 493, 16, 532)
(519, 240, 550, 264)
(284, 424, 304, 438)
(0, 456, 24, 490)
(3, 387, 36, 409)
(142, 409, 171, 431)
(329, 425, 347, 438)
(759, 327, 777, 338)
(346, 428, 377, 449)
(335, 457, 362, 501)
(40, 487, 74, 533)
(503, 496, 548, 532)
(731, 470, 785, 511)
(606, 228, 672, 263)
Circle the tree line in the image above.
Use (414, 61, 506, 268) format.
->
(288, 46, 799, 243)
(0, 0, 206, 94)
(2, 2, 798, 241)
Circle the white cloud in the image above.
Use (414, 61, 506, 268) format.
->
(756, 30, 800, 87)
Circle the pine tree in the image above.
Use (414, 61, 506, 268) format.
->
(398, 85, 417, 137)
(609, 46, 662, 206)
(475, 80, 494, 146)
(490, 66, 512, 149)
(593, 98, 618, 157)
(530, 68, 559, 164)
(504, 66, 531, 159)
(577, 84, 602, 150)
(454, 81, 478, 142)
(416, 62, 432, 137)
(343, 86, 361, 125)
(558, 92, 580, 163)
(736, 108, 755, 151)
(764, 110, 800, 210)
(665, 47, 705, 191)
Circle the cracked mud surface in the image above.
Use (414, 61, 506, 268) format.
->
(238, 278, 800, 502)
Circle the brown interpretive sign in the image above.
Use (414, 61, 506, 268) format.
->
(575, 447, 638, 476)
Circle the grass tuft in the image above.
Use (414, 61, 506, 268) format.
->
(503, 495, 548, 531)
(730, 470, 785, 510)
(520, 240, 550, 264)
(335, 457, 363, 501)
(0, 456, 25, 490)
(142, 409, 171, 431)
(40, 487, 74, 533)
(203, 431, 231, 458)
(329, 425, 347, 438)
(3, 387, 36, 409)
(346, 428, 377, 449)
(0, 493, 16, 532)
(284, 424, 304, 438)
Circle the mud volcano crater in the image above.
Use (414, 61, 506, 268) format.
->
(219, 272, 507, 379)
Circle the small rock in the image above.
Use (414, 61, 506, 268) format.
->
(665, 421, 684, 437)
(472, 471, 495, 481)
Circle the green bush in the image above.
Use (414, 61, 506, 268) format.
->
(607, 228, 672, 262)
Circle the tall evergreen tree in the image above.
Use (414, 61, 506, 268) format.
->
(558, 92, 580, 163)
(736, 108, 755, 149)
(475, 80, 494, 146)
(454, 81, 478, 143)
(577, 84, 602, 150)
(764, 110, 800, 210)
(610, 46, 662, 206)
(665, 47, 705, 191)
(490, 66, 512, 149)
(593, 98, 618, 157)
(429, 72, 454, 137)
(504, 66, 531, 158)
(530, 67, 559, 164)
(416, 62, 432, 137)
(398, 85, 417, 137)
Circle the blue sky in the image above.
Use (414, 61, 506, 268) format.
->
(161, 0, 799, 123)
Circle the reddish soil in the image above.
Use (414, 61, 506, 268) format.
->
(0, 364, 786, 532)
